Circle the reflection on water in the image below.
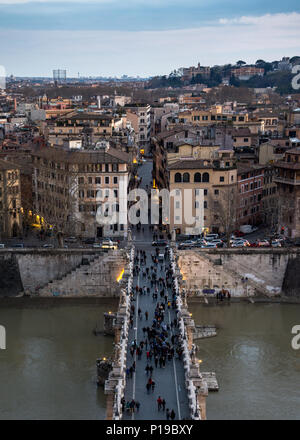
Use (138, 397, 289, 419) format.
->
(191, 302, 300, 420)
(0, 304, 115, 420)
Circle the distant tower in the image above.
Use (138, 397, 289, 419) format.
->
(53, 69, 67, 85)
(97, 96, 101, 109)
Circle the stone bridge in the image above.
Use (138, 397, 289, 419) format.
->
(102, 244, 209, 421)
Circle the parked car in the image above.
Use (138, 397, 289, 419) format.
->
(64, 236, 77, 243)
(271, 240, 282, 248)
(42, 244, 54, 248)
(0, 244, 5, 248)
(256, 239, 270, 247)
(204, 234, 219, 241)
(231, 240, 247, 248)
(201, 242, 217, 249)
(11, 243, 24, 248)
(84, 238, 95, 244)
(152, 239, 168, 247)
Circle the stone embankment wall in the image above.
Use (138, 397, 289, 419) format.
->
(178, 248, 300, 297)
(0, 249, 126, 297)
(282, 256, 300, 297)
(0, 254, 23, 296)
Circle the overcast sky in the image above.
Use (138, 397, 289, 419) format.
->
(1, 0, 300, 77)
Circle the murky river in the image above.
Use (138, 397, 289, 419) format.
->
(192, 302, 300, 420)
(0, 303, 115, 420)
(0, 302, 299, 419)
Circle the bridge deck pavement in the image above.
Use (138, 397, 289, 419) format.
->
(122, 242, 190, 421)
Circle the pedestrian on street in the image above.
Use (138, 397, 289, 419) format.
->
(170, 409, 175, 420)
(151, 381, 155, 393)
(146, 383, 151, 394)
(157, 396, 162, 411)
(166, 409, 170, 420)
(149, 365, 153, 376)
(162, 399, 166, 411)
(145, 311, 149, 320)
(135, 401, 140, 412)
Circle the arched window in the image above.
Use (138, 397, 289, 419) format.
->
(175, 173, 182, 183)
(183, 173, 190, 183)
(202, 172, 209, 183)
(194, 172, 201, 183)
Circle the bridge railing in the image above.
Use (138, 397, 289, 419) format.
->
(169, 247, 202, 420)
(111, 246, 135, 420)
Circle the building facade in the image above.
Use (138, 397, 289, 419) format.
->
(0, 159, 22, 238)
(274, 148, 300, 238)
(32, 143, 130, 239)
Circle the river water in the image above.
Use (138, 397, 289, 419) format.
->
(0, 303, 114, 420)
(0, 302, 299, 419)
(191, 302, 300, 420)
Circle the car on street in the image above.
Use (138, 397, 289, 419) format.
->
(64, 236, 77, 243)
(271, 240, 282, 248)
(11, 243, 24, 248)
(42, 244, 54, 248)
(152, 239, 168, 247)
(256, 239, 270, 247)
(204, 234, 219, 241)
(231, 240, 249, 247)
(201, 242, 217, 249)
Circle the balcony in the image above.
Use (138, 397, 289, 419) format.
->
(274, 176, 300, 185)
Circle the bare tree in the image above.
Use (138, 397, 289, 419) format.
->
(209, 185, 238, 246)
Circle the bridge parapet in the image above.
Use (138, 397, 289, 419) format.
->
(170, 247, 208, 420)
(104, 246, 135, 420)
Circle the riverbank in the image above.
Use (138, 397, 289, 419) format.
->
(0, 296, 119, 309)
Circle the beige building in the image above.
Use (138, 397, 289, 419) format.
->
(0, 159, 22, 238)
(125, 104, 151, 152)
(32, 143, 130, 239)
(168, 149, 237, 235)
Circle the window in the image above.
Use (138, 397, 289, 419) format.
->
(95, 177, 101, 184)
(175, 173, 182, 183)
(204, 201, 208, 209)
(114, 189, 118, 198)
(195, 201, 199, 209)
(78, 177, 84, 185)
(202, 173, 209, 183)
(204, 189, 208, 196)
(214, 189, 219, 195)
(176, 201, 180, 209)
(88, 177, 92, 184)
(112, 164, 118, 172)
(105, 164, 109, 172)
(79, 190, 84, 198)
(220, 176, 224, 182)
(183, 173, 190, 183)
(175, 190, 181, 196)
(105, 177, 109, 184)
(194, 173, 201, 183)
(113, 176, 118, 184)
(244, 138, 249, 142)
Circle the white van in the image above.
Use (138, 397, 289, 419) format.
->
(205, 234, 219, 241)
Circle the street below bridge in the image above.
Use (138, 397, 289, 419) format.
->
(122, 160, 190, 420)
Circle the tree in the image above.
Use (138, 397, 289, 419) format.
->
(236, 60, 247, 67)
(209, 185, 238, 247)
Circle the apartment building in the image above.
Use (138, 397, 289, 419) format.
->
(274, 147, 300, 238)
(47, 112, 123, 146)
(32, 142, 130, 239)
(168, 149, 237, 235)
(178, 109, 249, 126)
(231, 66, 264, 80)
(237, 163, 264, 227)
(125, 104, 151, 153)
(0, 159, 22, 238)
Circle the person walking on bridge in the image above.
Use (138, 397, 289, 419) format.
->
(170, 409, 176, 420)
(157, 396, 162, 411)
